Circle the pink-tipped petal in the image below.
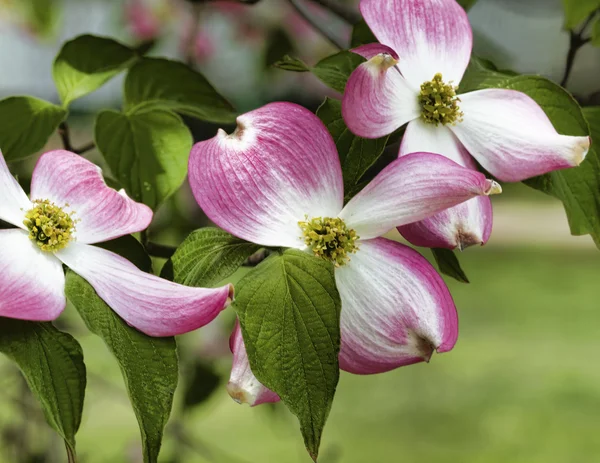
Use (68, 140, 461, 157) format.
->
(360, 0, 472, 87)
(337, 237, 458, 375)
(450, 89, 591, 182)
(227, 320, 280, 407)
(189, 102, 343, 248)
(0, 151, 31, 228)
(0, 229, 65, 321)
(342, 53, 419, 139)
(56, 243, 232, 337)
(399, 196, 493, 250)
(30, 150, 153, 244)
(339, 152, 500, 240)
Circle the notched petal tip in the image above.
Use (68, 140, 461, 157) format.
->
(573, 135, 591, 166)
(365, 53, 399, 72)
(415, 333, 436, 363)
(226, 381, 251, 405)
(226, 283, 235, 307)
(484, 180, 502, 196)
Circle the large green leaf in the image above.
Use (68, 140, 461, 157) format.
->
(232, 250, 341, 461)
(124, 58, 237, 123)
(0, 96, 67, 161)
(172, 227, 261, 287)
(53, 34, 137, 107)
(95, 109, 193, 209)
(317, 98, 389, 197)
(65, 239, 177, 463)
(0, 320, 86, 458)
(431, 248, 469, 284)
(561, 0, 600, 29)
(459, 56, 514, 94)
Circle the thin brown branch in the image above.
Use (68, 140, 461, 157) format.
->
(58, 122, 95, 154)
(560, 9, 598, 88)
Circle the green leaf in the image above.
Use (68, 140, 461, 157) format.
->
(20, 0, 61, 38)
(350, 20, 376, 47)
(431, 249, 469, 283)
(124, 58, 237, 123)
(457, 0, 479, 11)
(459, 56, 513, 94)
(265, 28, 295, 66)
(182, 361, 221, 411)
(232, 250, 341, 461)
(95, 109, 193, 209)
(97, 235, 152, 273)
(316, 98, 388, 196)
(312, 51, 365, 94)
(65, 271, 178, 463)
(0, 320, 86, 456)
(561, 0, 600, 29)
(172, 227, 261, 287)
(592, 17, 600, 46)
(273, 55, 310, 72)
(0, 96, 67, 161)
(53, 34, 137, 107)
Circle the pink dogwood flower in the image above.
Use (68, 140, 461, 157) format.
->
(342, 0, 590, 250)
(0, 150, 232, 336)
(188, 102, 501, 394)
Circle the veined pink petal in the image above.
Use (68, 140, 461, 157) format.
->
(56, 243, 233, 337)
(30, 150, 153, 244)
(227, 320, 280, 407)
(0, 229, 65, 321)
(450, 89, 591, 182)
(360, 0, 472, 87)
(342, 53, 419, 139)
(339, 153, 501, 240)
(0, 150, 31, 228)
(399, 196, 493, 250)
(336, 237, 457, 375)
(398, 119, 493, 249)
(189, 102, 343, 248)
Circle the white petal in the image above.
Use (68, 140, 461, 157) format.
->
(0, 150, 31, 228)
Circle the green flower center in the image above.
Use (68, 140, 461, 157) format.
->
(419, 73, 463, 126)
(299, 216, 359, 267)
(23, 200, 75, 252)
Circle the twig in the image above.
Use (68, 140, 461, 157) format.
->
(288, 0, 347, 50)
(560, 10, 597, 88)
(58, 122, 95, 155)
(309, 0, 361, 24)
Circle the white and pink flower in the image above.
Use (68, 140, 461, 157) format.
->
(0, 150, 232, 336)
(188, 102, 501, 402)
(342, 0, 590, 250)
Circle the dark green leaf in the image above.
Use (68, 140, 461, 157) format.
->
(0, 320, 86, 455)
(312, 51, 365, 94)
(561, 0, 600, 29)
(273, 55, 310, 72)
(266, 28, 295, 66)
(459, 55, 513, 94)
(350, 20, 376, 47)
(65, 272, 178, 463)
(95, 109, 193, 209)
(182, 361, 221, 410)
(97, 235, 152, 273)
(172, 227, 261, 287)
(0, 96, 67, 161)
(431, 248, 469, 283)
(317, 98, 388, 195)
(53, 34, 137, 107)
(233, 250, 341, 461)
(457, 0, 479, 11)
(592, 17, 600, 46)
(124, 58, 237, 123)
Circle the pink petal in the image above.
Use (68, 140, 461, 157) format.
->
(227, 320, 280, 407)
(189, 102, 343, 248)
(0, 229, 65, 321)
(342, 53, 419, 139)
(352, 43, 399, 60)
(29, 150, 153, 244)
(360, 0, 472, 87)
(398, 119, 493, 249)
(336, 237, 457, 375)
(0, 150, 31, 228)
(339, 152, 501, 240)
(450, 89, 591, 182)
(56, 243, 233, 337)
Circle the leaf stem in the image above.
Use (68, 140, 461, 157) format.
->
(560, 10, 597, 88)
(308, 0, 361, 24)
(58, 122, 95, 155)
(65, 443, 77, 463)
(288, 0, 347, 50)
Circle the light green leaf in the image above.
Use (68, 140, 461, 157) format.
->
(592, 17, 600, 46)
(431, 248, 469, 283)
(316, 98, 388, 196)
(273, 55, 310, 72)
(233, 250, 341, 461)
(95, 109, 193, 209)
(0, 320, 86, 458)
(561, 0, 600, 29)
(19, 0, 61, 38)
(124, 58, 237, 123)
(65, 256, 178, 463)
(172, 227, 261, 287)
(0, 96, 67, 161)
(53, 34, 137, 107)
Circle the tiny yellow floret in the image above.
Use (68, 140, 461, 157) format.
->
(23, 200, 75, 252)
(299, 216, 359, 267)
(419, 73, 463, 126)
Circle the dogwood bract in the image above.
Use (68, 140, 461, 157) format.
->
(0, 150, 232, 336)
(342, 0, 590, 250)
(188, 102, 501, 395)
